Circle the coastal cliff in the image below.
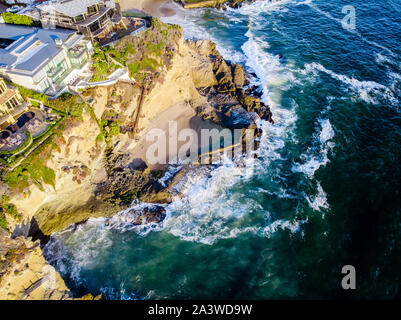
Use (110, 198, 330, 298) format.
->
(0, 18, 271, 299)
(0, 228, 101, 300)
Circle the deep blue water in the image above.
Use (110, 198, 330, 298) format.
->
(44, 0, 401, 299)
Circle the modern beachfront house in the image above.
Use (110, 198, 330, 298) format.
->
(0, 24, 93, 97)
(34, 0, 124, 42)
(0, 78, 29, 127)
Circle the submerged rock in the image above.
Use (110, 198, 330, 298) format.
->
(105, 204, 166, 230)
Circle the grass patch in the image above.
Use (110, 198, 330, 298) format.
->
(0, 213, 7, 231)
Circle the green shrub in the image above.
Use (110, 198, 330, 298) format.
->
(0, 195, 21, 223)
(11, 84, 48, 104)
(48, 93, 85, 119)
(0, 214, 7, 231)
(109, 122, 120, 137)
(96, 133, 104, 142)
(3, 131, 60, 191)
(1, 12, 34, 26)
(128, 61, 140, 77)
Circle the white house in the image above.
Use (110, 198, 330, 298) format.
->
(0, 24, 93, 97)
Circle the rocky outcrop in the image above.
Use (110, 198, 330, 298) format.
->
(105, 204, 166, 229)
(0, 228, 100, 300)
(185, 39, 273, 129)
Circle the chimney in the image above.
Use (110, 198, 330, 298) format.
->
(55, 37, 63, 46)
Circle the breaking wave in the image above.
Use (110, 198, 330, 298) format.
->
(292, 118, 335, 179)
(302, 62, 398, 105)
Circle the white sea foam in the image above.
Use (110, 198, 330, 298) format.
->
(104, 203, 167, 236)
(292, 118, 335, 179)
(158, 165, 182, 188)
(306, 181, 329, 212)
(100, 284, 140, 300)
(261, 218, 306, 237)
(292, 118, 334, 212)
(375, 53, 401, 97)
(162, 159, 262, 245)
(242, 27, 295, 107)
(43, 218, 112, 283)
(375, 53, 394, 66)
(303, 62, 398, 104)
(234, 0, 291, 17)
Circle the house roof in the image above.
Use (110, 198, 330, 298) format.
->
(0, 24, 76, 74)
(38, 0, 114, 18)
(0, 88, 18, 106)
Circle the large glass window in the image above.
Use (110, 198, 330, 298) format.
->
(87, 5, 97, 15)
(75, 14, 84, 22)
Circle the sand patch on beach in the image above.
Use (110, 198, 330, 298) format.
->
(131, 102, 225, 169)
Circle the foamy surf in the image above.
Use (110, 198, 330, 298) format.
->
(292, 118, 335, 179)
(302, 62, 398, 105)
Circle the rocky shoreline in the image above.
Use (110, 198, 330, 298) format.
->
(0, 19, 272, 299)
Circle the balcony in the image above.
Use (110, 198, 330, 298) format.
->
(46, 65, 64, 79)
(68, 46, 87, 60)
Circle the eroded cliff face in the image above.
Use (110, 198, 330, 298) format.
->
(0, 228, 100, 300)
(0, 25, 272, 299)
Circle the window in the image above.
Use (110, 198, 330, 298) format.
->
(75, 15, 84, 22)
(87, 5, 97, 15)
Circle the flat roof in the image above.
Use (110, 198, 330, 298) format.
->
(0, 24, 76, 74)
(38, 0, 114, 18)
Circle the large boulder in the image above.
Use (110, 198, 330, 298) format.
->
(223, 107, 260, 129)
(232, 64, 245, 88)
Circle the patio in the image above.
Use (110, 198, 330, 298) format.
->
(97, 17, 146, 46)
(0, 108, 59, 152)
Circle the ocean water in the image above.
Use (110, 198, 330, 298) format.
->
(43, 0, 401, 299)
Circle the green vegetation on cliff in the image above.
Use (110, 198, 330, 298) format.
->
(0, 195, 21, 231)
(3, 132, 59, 192)
(1, 89, 95, 192)
(47, 93, 85, 119)
(109, 18, 182, 85)
(7, 82, 49, 104)
(89, 43, 121, 83)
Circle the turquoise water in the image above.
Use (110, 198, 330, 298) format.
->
(43, 0, 401, 299)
